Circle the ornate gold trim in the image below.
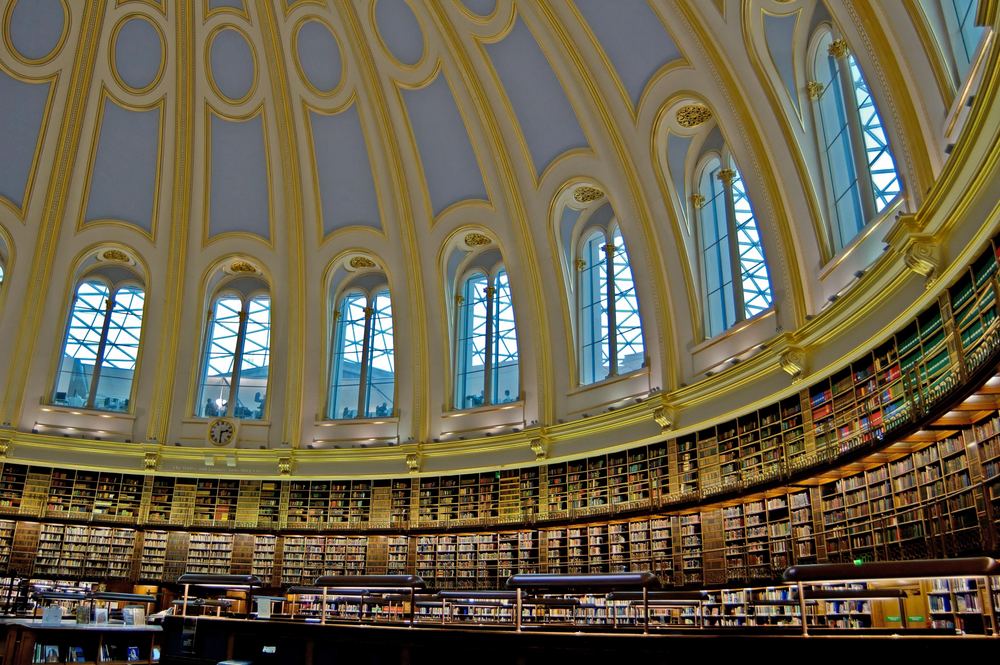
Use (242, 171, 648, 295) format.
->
(572, 185, 604, 204)
(806, 81, 825, 100)
(827, 38, 849, 59)
(675, 103, 712, 128)
(349, 256, 377, 269)
(464, 232, 492, 247)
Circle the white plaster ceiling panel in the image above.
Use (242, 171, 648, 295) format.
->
(666, 132, 694, 209)
(6, 0, 65, 63)
(763, 10, 801, 115)
(208, 112, 270, 240)
(484, 17, 588, 177)
(209, 27, 256, 103)
(402, 73, 487, 216)
(84, 98, 161, 233)
(309, 104, 382, 235)
(460, 0, 497, 19)
(112, 15, 163, 93)
(295, 18, 343, 95)
(209, 0, 245, 14)
(374, 0, 426, 67)
(0, 71, 50, 213)
(573, 0, 682, 109)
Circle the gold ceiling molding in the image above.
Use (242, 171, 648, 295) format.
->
(464, 232, 492, 247)
(97, 248, 132, 264)
(348, 256, 377, 269)
(572, 185, 604, 204)
(675, 104, 712, 128)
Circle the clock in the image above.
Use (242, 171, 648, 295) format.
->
(207, 418, 237, 447)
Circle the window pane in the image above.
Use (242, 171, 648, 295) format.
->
(330, 292, 366, 419)
(580, 231, 609, 385)
(196, 296, 242, 417)
(234, 296, 270, 420)
(848, 56, 901, 213)
(456, 273, 488, 408)
(364, 290, 395, 418)
(93, 286, 144, 412)
(699, 159, 734, 338)
(491, 270, 519, 404)
(815, 41, 865, 252)
(53, 281, 110, 407)
(948, 0, 985, 78)
(611, 228, 644, 375)
(0, 263, 4, 285)
(731, 169, 773, 318)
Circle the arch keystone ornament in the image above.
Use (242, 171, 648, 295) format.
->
(675, 104, 712, 128)
(99, 249, 131, 263)
(349, 256, 377, 269)
(463, 232, 492, 247)
(572, 186, 604, 204)
(229, 260, 258, 274)
(780, 346, 808, 381)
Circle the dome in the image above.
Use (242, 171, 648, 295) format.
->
(0, 0, 997, 479)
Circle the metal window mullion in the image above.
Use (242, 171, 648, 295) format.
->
(484, 281, 496, 404)
(356, 304, 375, 418)
(718, 171, 746, 324)
(453, 293, 466, 408)
(831, 42, 878, 225)
(86, 296, 116, 408)
(604, 242, 618, 377)
(227, 307, 250, 418)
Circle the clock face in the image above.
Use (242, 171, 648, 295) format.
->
(208, 418, 236, 446)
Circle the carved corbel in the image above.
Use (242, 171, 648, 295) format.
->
(780, 346, 808, 382)
(277, 457, 292, 476)
(903, 239, 941, 287)
(0, 438, 11, 458)
(652, 406, 675, 432)
(143, 451, 159, 471)
(529, 438, 549, 461)
(405, 452, 422, 473)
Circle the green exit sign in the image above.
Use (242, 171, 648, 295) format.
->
(908, 616, 925, 622)
(886, 615, 901, 622)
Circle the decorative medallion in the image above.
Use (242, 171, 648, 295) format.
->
(349, 256, 377, 269)
(99, 249, 130, 263)
(828, 39, 849, 58)
(572, 186, 604, 204)
(464, 232, 492, 247)
(675, 104, 712, 128)
(229, 260, 258, 274)
(806, 81, 826, 100)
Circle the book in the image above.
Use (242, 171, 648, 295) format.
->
(127, 646, 140, 662)
(68, 646, 86, 662)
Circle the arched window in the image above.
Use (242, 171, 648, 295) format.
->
(196, 292, 271, 420)
(52, 279, 145, 412)
(941, 0, 986, 81)
(810, 29, 901, 253)
(696, 156, 773, 339)
(454, 267, 519, 409)
(578, 226, 644, 385)
(329, 288, 395, 419)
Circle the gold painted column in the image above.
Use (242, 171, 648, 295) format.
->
(603, 242, 618, 378)
(484, 284, 496, 404)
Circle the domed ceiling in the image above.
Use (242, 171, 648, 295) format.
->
(0, 0, 996, 475)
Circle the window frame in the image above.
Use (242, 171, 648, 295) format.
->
(452, 262, 520, 410)
(196, 287, 271, 422)
(693, 152, 774, 340)
(51, 274, 147, 414)
(807, 26, 903, 256)
(575, 222, 646, 385)
(328, 283, 396, 421)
